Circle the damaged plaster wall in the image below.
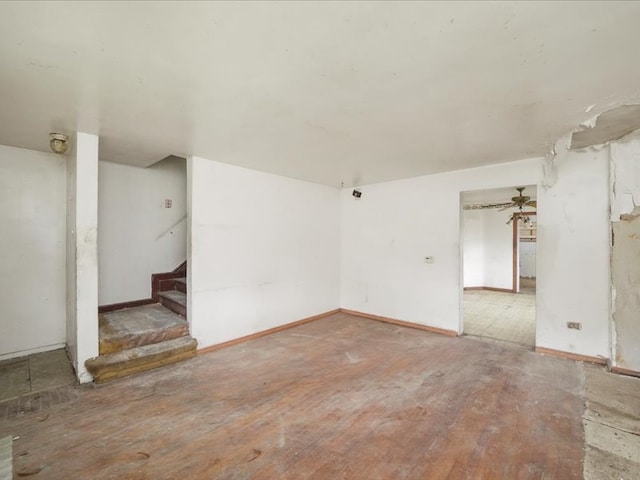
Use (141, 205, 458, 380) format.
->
(609, 129, 640, 372)
(536, 134, 611, 359)
(571, 105, 640, 151)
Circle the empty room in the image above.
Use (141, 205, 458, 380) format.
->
(1, 2, 639, 479)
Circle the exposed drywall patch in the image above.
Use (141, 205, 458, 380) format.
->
(611, 207, 640, 370)
(619, 207, 640, 222)
(579, 114, 599, 130)
(536, 134, 611, 358)
(610, 129, 640, 221)
(571, 105, 640, 150)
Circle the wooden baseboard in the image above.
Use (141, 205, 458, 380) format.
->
(610, 365, 640, 378)
(535, 346, 607, 365)
(197, 309, 341, 355)
(99, 298, 157, 313)
(340, 308, 458, 337)
(464, 287, 515, 293)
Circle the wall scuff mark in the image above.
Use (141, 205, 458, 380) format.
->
(542, 145, 558, 189)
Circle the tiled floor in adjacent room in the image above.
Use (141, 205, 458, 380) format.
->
(463, 289, 535, 346)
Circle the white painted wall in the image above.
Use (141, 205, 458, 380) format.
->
(535, 135, 610, 359)
(342, 153, 611, 359)
(98, 158, 186, 305)
(188, 157, 340, 348)
(520, 241, 536, 278)
(482, 209, 513, 290)
(0, 145, 66, 360)
(66, 132, 99, 383)
(463, 208, 514, 290)
(340, 158, 543, 334)
(462, 209, 484, 287)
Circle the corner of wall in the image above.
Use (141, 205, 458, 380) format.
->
(66, 132, 100, 383)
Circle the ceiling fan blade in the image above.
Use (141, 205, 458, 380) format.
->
(526, 200, 537, 208)
(498, 203, 517, 211)
(463, 202, 514, 210)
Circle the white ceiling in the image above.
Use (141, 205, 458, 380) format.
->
(1, 2, 640, 187)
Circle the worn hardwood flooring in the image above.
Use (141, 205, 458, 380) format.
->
(1, 313, 585, 479)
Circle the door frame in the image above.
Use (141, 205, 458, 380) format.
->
(512, 211, 537, 293)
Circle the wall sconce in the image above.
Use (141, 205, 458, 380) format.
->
(352, 189, 362, 198)
(49, 133, 69, 154)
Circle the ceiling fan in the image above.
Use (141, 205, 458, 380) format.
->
(463, 187, 537, 211)
(463, 187, 536, 226)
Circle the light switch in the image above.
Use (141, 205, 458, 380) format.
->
(424, 256, 435, 264)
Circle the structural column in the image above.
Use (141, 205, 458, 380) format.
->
(66, 132, 99, 383)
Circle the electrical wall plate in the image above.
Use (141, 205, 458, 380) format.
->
(424, 256, 435, 264)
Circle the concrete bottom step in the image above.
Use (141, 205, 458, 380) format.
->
(85, 336, 197, 383)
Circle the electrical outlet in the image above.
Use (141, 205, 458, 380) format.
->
(567, 322, 582, 330)
(424, 256, 435, 264)
(164, 199, 172, 208)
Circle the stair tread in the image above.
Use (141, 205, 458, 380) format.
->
(158, 290, 187, 306)
(99, 303, 187, 343)
(174, 277, 186, 285)
(86, 336, 197, 383)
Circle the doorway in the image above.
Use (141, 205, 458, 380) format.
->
(516, 213, 537, 295)
(461, 186, 537, 347)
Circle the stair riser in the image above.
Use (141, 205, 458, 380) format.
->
(160, 295, 187, 317)
(99, 324, 190, 355)
(174, 280, 187, 294)
(87, 339, 197, 383)
(94, 350, 196, 383)
(152, 271, 185, 301)
(158, 278, 177, 293)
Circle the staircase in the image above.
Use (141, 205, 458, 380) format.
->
(86, 264, 196, 383)
(157, 277, 187, 316)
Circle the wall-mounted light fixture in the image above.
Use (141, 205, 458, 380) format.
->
(49, 133, 69, 154)
(352, 189, 362, 198)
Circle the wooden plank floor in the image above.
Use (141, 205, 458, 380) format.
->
(0, 313, 584, 479)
